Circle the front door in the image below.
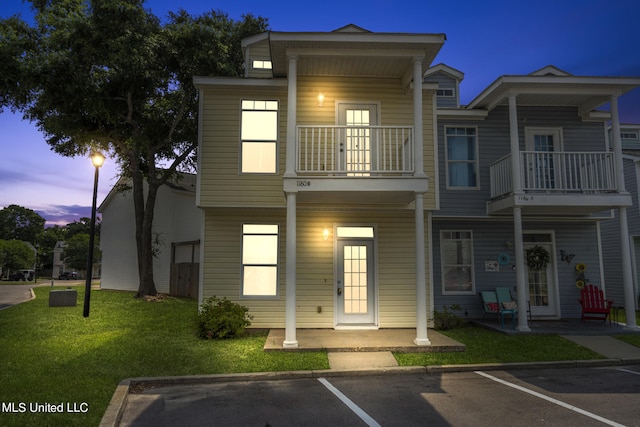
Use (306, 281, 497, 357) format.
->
(524, 235, 558, 317)
(336, 239, 376, 326)
(337, 103, 378, 175)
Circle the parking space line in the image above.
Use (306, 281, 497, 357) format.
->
(317, 378, 381, 427)
(614, 368, 640, 376)
(474, 371, 626, 427)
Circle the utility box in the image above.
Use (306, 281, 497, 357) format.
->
(49, 289, 78, 307)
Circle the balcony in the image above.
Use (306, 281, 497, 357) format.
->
(296, 125, 414, 175)
(488, 151, 631, 215)
(283, 125, 428, 204)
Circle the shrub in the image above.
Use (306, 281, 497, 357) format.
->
(433, 304, 464, 330)
(197, 296, 253, 339)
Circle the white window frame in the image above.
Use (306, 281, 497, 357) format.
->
(440, 230, 475, 295)
(444, 126, 480, 189)
(252, 59, 272, 70)
(240, 99, 279, 174)
(241, 224, 279, 299)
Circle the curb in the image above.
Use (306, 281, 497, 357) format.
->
(98, 357, 640, 427)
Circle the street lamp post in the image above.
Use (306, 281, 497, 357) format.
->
(83, 151, 105, 318)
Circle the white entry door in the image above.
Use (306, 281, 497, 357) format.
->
(336, 240, 376, 326)
(337, 103, 378, 175)
(524, 237, 558, 317)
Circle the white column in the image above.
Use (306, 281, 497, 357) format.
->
(508, 95, 522, 193)
(414, 192, 430, 345)
(285, 55, 298, 177)
(611, 95, 638, 329)
(413, 57, 425, 177)
(284, 192, 298, 347)
(514, 209, 530, 331)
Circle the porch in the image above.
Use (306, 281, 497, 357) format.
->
(472, 318, 640, 336)
(264, 329, 466, 353)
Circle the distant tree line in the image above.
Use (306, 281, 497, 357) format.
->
(0, 204, 100, 278)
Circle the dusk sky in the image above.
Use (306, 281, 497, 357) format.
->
(1, 0, 639, 226)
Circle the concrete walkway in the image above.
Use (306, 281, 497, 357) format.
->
(562, 335, 640, 362)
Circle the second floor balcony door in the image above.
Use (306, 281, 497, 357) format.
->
(525, 128, 563, 190)
(338, 103, 378, 176)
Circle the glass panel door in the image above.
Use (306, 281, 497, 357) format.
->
(524, 236, 558, 317)
(337, 103, 378, 175)
(336, 240, 375, 325)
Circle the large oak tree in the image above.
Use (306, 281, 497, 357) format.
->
(0, 1, 268, 297)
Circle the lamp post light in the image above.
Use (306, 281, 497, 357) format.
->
(83, 151, 105, 318)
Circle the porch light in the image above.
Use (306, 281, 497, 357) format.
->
(322, 227, 330, 241)
(317, 92, 324, 107)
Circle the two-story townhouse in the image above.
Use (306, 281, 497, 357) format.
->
(426, 65, 640, 330)
(195, 25, 445, 348)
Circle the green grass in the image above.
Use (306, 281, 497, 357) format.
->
(394, 325, 605, 366)
(0, 287, 328, 427)
(1, 287, 637, 427)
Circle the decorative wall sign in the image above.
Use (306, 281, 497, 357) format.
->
(485, 260, 499, 272)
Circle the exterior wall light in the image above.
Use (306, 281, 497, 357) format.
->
(318, 92, 324, 107)
(323, 227, 330, 241)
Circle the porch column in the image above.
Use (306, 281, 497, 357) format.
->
(514, 207, 530, 331)
(509, 95, 529, 331)
(284, 192, 298, 348)
(285, 55, 298, 177)
(611, 95, 638, 329)
(414, 192, 431, 345)
(413, 57, 425, 177)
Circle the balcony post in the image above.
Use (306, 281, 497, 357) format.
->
(285, 55, 298, 177)
(413, 57, 425, 177)
(508, 95, 522, 193)
(611, 95, 638, 329)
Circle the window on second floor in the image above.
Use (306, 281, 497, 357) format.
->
(252, 59, 272, 70)
(241, 100, 278, 174)
(437, 88, 454, 97)
(445, 127, 479, 189)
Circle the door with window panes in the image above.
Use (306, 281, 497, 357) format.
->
(337, 103, 378, 175)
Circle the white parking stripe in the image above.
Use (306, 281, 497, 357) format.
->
(615, 368, 640, 376)
(318, 378, 381, 427)
(475, 371, 626, 427)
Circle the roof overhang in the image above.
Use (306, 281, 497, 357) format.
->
(467, 75, 640, 119)
(266, 31, 445, 85)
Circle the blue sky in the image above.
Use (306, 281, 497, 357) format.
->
(1, 0, 639, 225)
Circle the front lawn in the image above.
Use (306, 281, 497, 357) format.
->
(0, 287, 328, 427)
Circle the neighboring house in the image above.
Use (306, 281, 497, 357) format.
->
(609, 124, 640, 152)
(428, 65, 640, 330)
(194, 25, 640, 346)
(52, 241, 67, 278)
(195, 25, 446, 348)
(98, 173, 201, 297)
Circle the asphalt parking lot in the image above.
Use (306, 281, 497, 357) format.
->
(117, 365, 640, 426)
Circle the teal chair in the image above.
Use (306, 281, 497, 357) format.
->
(494, 287, 517, 328)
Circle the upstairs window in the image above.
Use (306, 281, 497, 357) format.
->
(445, 127, 478, 189)
(437, 88, 454, 97)
(241, 100, 278, 173)
(252, 59, 272, 70)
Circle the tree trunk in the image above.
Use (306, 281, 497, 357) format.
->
(131, 163, 159, 298)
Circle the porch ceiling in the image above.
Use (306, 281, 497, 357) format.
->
(268, 32, 445, 80)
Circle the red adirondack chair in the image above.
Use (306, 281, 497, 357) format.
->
(578, 284, 613, 323)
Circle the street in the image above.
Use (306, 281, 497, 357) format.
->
(119, 365, 640, 426)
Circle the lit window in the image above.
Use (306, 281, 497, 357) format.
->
(242, 224, 279, 297)
(445, 127, 478, 188)
(252, 59, 272, 70)
(440, 231, 474, 294)
(241, 100, 278, 173)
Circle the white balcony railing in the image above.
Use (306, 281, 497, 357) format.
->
(296, 126, 413, 175)
(490, 151, 617, 199)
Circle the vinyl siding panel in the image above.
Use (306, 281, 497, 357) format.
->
(202, 207, 429, 328)
(437, 106, 609, 216)
(424, 72, 458, 108)
(432, 219, 603, 319)
(246, 39, 273, 79)
(198, 87, 287, 208)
